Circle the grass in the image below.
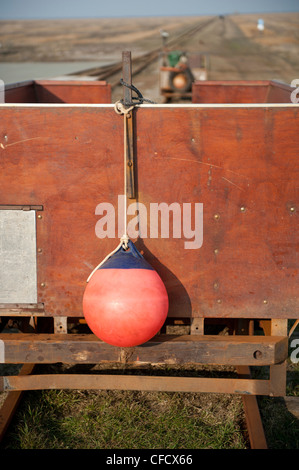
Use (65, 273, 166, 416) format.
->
(1, 364, 298, 449)
(0, 367, 248, 450)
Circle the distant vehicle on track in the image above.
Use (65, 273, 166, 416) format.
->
(160, 50, 209, 102)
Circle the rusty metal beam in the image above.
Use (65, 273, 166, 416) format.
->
(122, 50, 135, 199)
(0, 363, 34, 442)
(0, 373, 270, 396)
(236, 366, 268, 449)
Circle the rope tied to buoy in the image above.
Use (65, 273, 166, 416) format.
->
(87, 81, 154, 282)
(113, 99, 134, 252)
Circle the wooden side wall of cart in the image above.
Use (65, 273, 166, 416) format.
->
(0, 79, 298, 403)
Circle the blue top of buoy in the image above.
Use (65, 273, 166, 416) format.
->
(99, 240, 154, 270)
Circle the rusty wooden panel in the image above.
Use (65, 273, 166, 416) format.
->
(5, 81, 37, 103)
(34, 80, 111, 103)
(192, 80, 269, 103)
(266, 81, 292, 103)
(0, 105, 298, 319)
(0, 106, 123, 317)
(135, 106, 298, 319)
(0, 333, 288, 365)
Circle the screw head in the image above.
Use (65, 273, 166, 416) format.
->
(214, 213, 220, 220)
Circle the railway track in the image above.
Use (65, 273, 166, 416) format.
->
(71, 15, 219, 89)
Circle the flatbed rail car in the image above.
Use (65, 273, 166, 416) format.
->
(0, 77, 297, 408)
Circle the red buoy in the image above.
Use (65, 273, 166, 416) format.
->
(83, 241, 168, 347)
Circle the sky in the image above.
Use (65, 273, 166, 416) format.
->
(1, 0, 299, 20)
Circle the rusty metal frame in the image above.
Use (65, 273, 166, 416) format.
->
(0, 74, 295, 448)
(0, 318, 288, 400)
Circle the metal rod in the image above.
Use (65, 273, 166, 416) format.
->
(122, 51, 132, 107)
(122, 51, 135, 199)
(1, 374, 270, 395)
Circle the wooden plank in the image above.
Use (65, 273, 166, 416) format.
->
(0, 363, 34, 442)
(0, 105, 298, 319)
(0, 334, 288, 366)
(0, 373, 270, 396)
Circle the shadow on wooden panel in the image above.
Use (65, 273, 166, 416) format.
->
(135, 238, 192, 319)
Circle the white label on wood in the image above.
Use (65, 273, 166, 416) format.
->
(0, 210, 37, 303)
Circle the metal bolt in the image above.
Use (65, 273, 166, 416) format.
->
(217, 299, 222, 304)
(37, 214, 42, 219)
(40, 282, 45, 288)
(127, 161, 133, 167)
(263, 299, 268, 304)
(214, 248, 219, 255)
(253, 350, 263, 359)
(214, 213, 220, 220)
(37, 248, 43, 253)
(290, 207, 295, 212)
(240, 206, 246, 212)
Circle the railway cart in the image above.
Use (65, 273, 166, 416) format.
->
(160, 51, 208, 102)
(0, 59, 298, 448)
